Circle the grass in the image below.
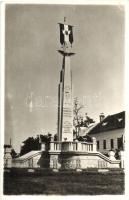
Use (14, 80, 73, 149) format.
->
(4, 170, 125, 195)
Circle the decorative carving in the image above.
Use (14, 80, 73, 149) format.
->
(53, 158, 58, 169)
(66, 160, 74, 169)
(76, 159, 81, 169)
(98, 160, 107, 168)
(62, 159, 82, 169)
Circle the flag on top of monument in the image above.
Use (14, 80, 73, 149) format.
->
(59, 23, 73, 46)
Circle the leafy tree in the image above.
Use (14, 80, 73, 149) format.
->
(73, 97, 95, 139)
(54, 134, 58, 141)
(73, 97, 84, 138)
(77, 135, 92, 142)
(20, 137, 35, 156)
(73, 97, 84, 127)
(11, 148, 17, 158)
(20, 133, 52, 156)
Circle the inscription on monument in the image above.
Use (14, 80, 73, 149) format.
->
(58, 53, 73, 141)
(63, 108, 72, 117)
(63, 121, 73, 133)
(64, 85, 71, 98)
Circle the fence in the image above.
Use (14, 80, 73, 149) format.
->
(49, 141, 96, 152)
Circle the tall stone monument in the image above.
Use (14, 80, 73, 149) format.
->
(12, 20, 121, 171)
(57, 19, 74, 142)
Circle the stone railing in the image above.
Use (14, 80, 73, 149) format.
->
(49, 137, 96, 152)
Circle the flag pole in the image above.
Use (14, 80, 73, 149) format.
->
(63, 17, 67, 54)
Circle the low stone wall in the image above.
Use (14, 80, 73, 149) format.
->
(11, 151, 121, 170)
(49, 152, 121, 170)
(12, 151, 42, 168)
(12, 151, 50, 169)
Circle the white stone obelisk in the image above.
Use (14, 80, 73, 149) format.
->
(57, 19, 74, 142)
(58, 52, 74, 141)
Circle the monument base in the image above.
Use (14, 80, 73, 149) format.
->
(48, 140, 121, 170)
(11, 140, 122, 170)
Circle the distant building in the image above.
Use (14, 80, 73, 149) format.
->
(88, 111, 125, 154)
(4, 145, 12, 168)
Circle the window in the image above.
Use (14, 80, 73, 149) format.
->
(117, 137, 123, 150)
(97, 141, 99, 150)
(103, 140, 106, 149)
(110, 139, 114, 149)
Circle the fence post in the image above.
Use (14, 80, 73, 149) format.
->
(76, 159, 82, 172)
(119, 150, 124, 168)
(41, 143, 46, 151)
(109, 151, 116, 161)
(50, 142, 55, 151)
(92, 137, 96, 152)
(77, 142, 82, 151)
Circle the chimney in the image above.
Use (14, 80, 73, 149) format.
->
(99, 113, 105, 122)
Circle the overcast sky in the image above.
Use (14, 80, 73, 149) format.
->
(5, 4, 124, 152)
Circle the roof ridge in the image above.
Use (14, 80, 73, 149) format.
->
(88, 111, 125, 135)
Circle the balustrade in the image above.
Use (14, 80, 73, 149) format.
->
(49, 141, 96, 152)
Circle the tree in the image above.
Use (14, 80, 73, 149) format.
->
(54, 134, 58, 141)
(73, 97, 84, 127)
(20, 133, 52, 156)
(11, 148, 17, 158)
(83, 113, 95, 126)
(20, 137, 35, 156)
(73, 97, 84, 137)
(73, 97, 95, 140)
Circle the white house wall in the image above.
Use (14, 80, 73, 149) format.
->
(89, 128, 124, 154)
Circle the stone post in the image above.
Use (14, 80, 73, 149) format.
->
(50, 136, 54, 151)
(50, 142, 54, 151)
(76, 158, 82, 172)
(109, 151, 116, 161)
(119, 151, 124, 168)
(41, 143, 46, 151)
(92, 137, 96, 152)
(49, 157, 54, 169)
(69, 142, 73, 151)
(50, 155, 60, 172)
(77, 142, 82, 151)
(51, 136, 54, 141)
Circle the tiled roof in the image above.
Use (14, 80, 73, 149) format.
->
(88, 111, 125, 135)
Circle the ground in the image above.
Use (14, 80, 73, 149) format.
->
(4, 169, 124, 195)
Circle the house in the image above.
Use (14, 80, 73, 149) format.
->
(88, 111, 125, 154)
(4, 144, 12, 168)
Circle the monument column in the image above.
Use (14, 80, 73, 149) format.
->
(57, 19, 74, 142)
(62, 55, 73, 141)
